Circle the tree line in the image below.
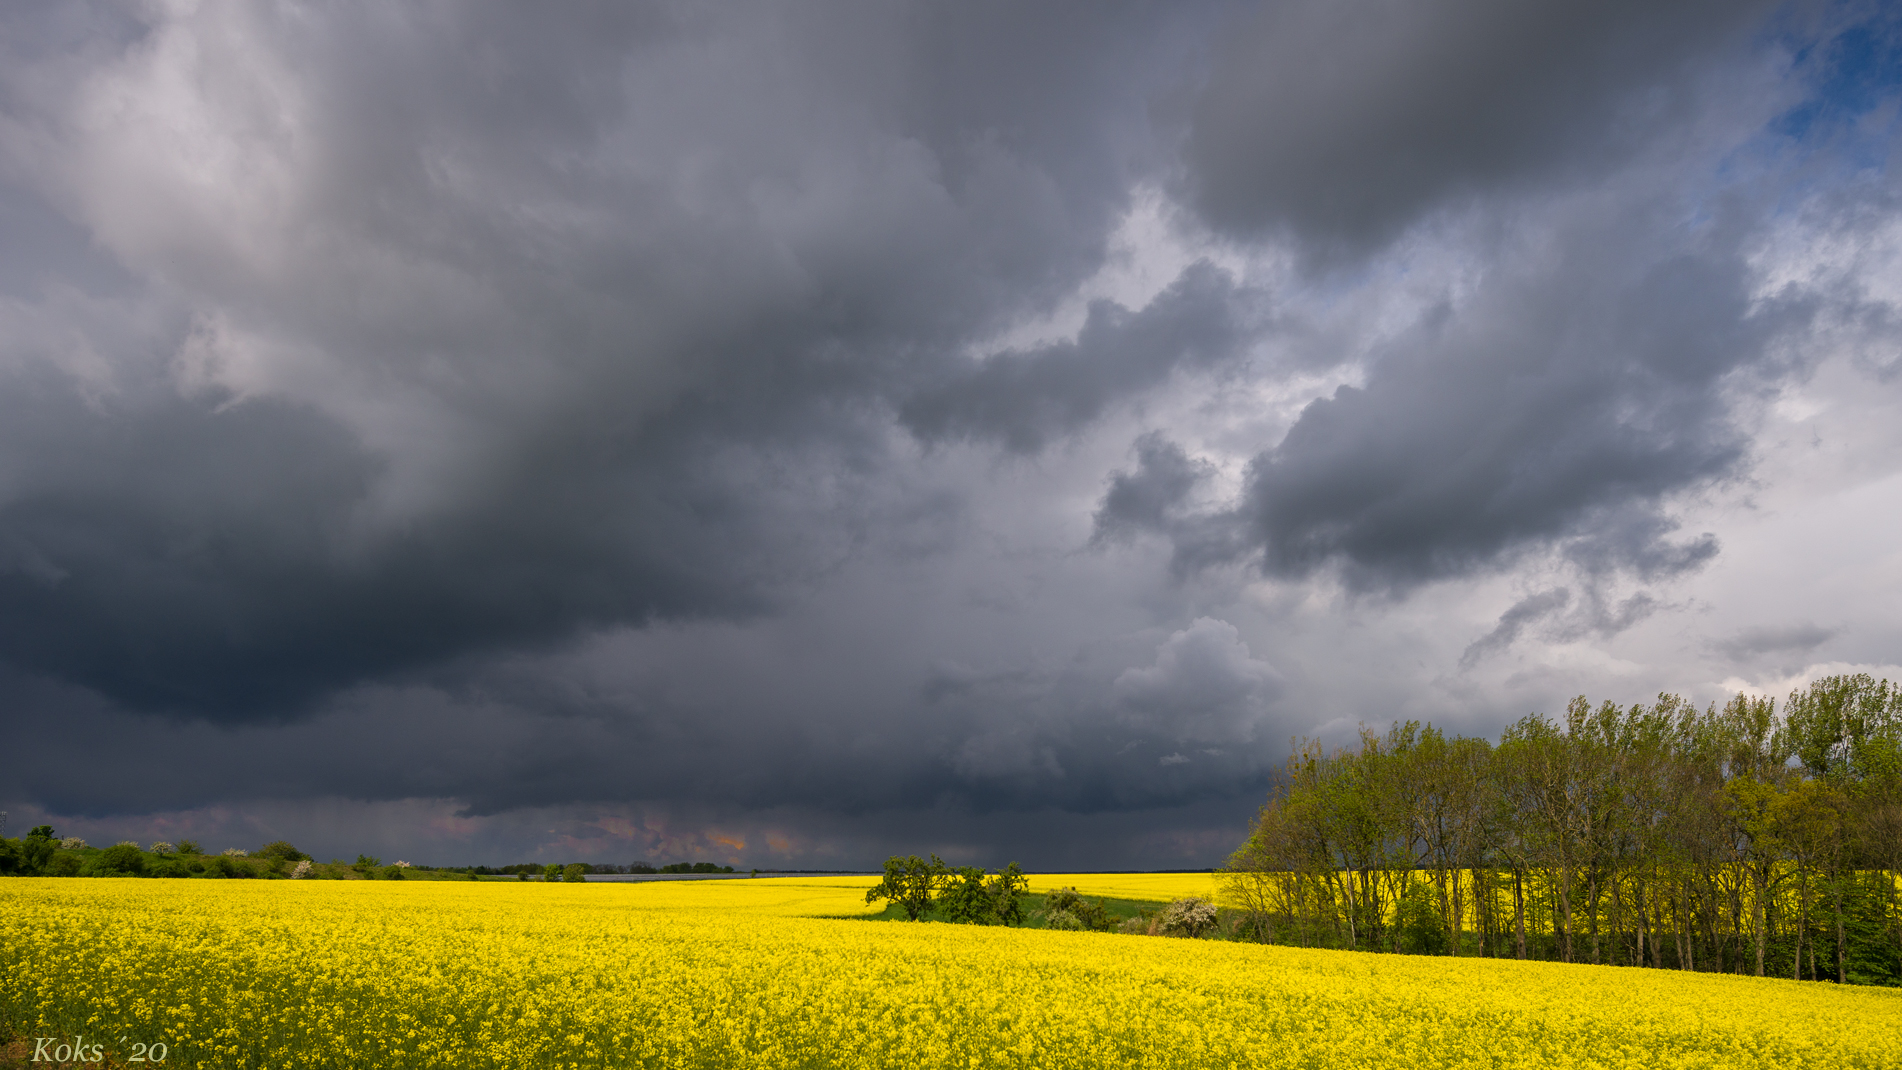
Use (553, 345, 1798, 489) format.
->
(0, 834, 315, 879)
(1221, 675, 1902, 985)
(0, 835, 741, 882)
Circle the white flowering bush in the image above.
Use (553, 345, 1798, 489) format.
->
(223, 848, 249, 857)
(150, 842, 175, 855)
(1042, 908, 1085, 931)
(58, 837, 87, 850)
(290, 860, 313, 879)
(1158, 897, 1219, 938)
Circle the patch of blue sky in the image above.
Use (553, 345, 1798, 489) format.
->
(1702, 5, 1902, 226)
(1768, 7, 1901, 153)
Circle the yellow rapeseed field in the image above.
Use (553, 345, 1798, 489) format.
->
(1026, 873, 1220, 904)
(3, 877, 1898, 1069)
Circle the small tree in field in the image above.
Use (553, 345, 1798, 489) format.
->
(986, 863, 1030, 926)
(864, 854, 950, 920)
(939, 867, 993, 923)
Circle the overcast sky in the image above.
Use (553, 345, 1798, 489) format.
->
(3, 0, 1900, 870)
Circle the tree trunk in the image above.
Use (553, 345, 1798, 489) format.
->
(1449, 867, 1464, 957)
(1559, 864, 1574, 963)
(1588, 870, 1602, 965)
(1753, 865, 1767, 977)
(1635, 880, 1646, 967)
(1677, 878, 1691, 970)
(1834, 876, 1847, 985)
(1513, 870, 1527, 960)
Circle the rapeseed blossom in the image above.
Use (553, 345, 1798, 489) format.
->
(1, 878, 1896, 1069)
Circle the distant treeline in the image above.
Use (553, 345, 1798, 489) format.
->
(1222, 675, 1902, 986)
(0, 837, 740, 881)
(0, 837, 323, 879)
(476, 861, 736, 876)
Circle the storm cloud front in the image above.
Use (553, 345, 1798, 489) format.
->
(3, 0, 1901, 869)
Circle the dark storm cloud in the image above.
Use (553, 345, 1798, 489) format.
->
(1184, 0, 1780, 256)
(0, 0, 1203, 719)
(1091, 433, 1212, 545)
(7, 621, 1286, 827)
(1200, 229, 1803, 592)
(0, 367, 857, 716)
(899, 261, 1254, 452)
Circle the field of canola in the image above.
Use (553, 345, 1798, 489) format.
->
(4, 876, 1899, 1070)
(1026, 873, 1220, 903)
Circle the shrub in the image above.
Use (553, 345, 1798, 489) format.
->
(222, 848, 249, 858)
(210, 855, 257, 879)
(21, 829, 56, 874)
(98, 843, 147, 876)
(938, 864, 1029, 925)
(938, 867, 993, 923)
(380, 865, 407, 880)
(1158, 897, 1219, 938)
(562, 863, 589, 883)
(150, 842, 175, 855)
(60, 837, 88, 850)
(176, 840, 201, 856)
(149, 859, 191, 879)
(258, 841, 309, 864)
(290, 860, 313, 879)
(1043, 909, 1086, 931)
(1396, 881, 1446, 955)
(1039, 887, 1115, 932)
(353, 855, 381, 877)
(46, 853, 84, 877)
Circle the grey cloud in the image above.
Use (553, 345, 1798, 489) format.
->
(1463, 584, 1672, 668)
(0, 0, 1201, 719)
(1091, 432, 1213, 544)
(1579, 591, 1663, 638)
(1202, 223, 1801, 592)
(1460, 588, 1571, 668)
(1185, 0, 1779, 256)
(1713, 623, 1839, 661)
(1112, 617, 1282, 744)
(0, 368, 898, 717)
(899, 261, 1253, 451)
